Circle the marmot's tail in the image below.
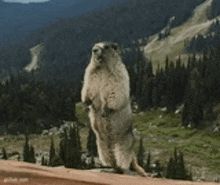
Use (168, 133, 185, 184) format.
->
(131, 155, 148, 177)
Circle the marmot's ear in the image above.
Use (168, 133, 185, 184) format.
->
(112, 43, 121, 54)
(112, 43, 118, 50)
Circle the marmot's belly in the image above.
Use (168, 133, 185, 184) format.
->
(93, 106, 133, 139)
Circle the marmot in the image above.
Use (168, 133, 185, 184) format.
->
(81, 42, 147, 177)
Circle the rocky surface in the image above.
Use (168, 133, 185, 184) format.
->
(0, 160, 218, 185)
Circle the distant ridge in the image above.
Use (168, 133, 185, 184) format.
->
(144, 0, 220, 72)
(1, 0, 127, 47)
(0, 0, 209, 84)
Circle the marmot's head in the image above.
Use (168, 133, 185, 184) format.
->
(91, 42, 121, 67)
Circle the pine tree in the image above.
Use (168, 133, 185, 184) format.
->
(165, 55, 169, 72)
(89, 155, 95, 169)
(23, 135, 30, 162)
(41, 155, 45, 166)
(50, 154, 63, 167)
(166, 148, 190, 180)
(174, 147, 178, 162)
(87, 127, 97, 157)
(155, 160, 162, 178)
(166, 156, 175, 179)
(137, 137, 145, 168)
(138, 61, 154, 110)
(182, 68, 204, 128)
(76, 125, 81, 151)
(59, 129, 67, 164)
(176, 151, 186, 179)
(71, 125, 82, 168)
(152, 72, 161, 107)
(2, 147, 8, 160)
(49, 138, 56, 166)
(62, 125, 82, 168)
(29, 145, 36, 163)
(145, 152, 151, 172)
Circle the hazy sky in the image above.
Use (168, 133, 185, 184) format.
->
(3, 0, 50, 4)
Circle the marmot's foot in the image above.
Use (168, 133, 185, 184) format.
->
(114, 167, 124, 174)
(114, 167, 138, 176)
(84, 99, 92, 106)
(99, 167, 117, 174)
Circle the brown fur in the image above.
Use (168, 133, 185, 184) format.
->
(81, 42, 147, 177)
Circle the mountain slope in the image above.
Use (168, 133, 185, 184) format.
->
(0, 0, 206, 83)
(144, 0, 220, 71)
(1, 0, 127, 47)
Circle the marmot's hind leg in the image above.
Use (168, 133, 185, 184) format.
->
(131, 154, 148, 177)
(96, 139, 116, 167)
(114, 139, 148, 177)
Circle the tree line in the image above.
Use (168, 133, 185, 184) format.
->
(0, 72, 80, 135)
(1, 40, 220, 133)
(124, 41, 220, 129)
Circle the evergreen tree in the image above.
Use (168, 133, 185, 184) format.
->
(87, 127, 97, 157)
(59, 125, 82, 169)
(155, 160, 162, 178)
(137, 137, 145, 168)
(2, 147, 8, 160)
(59, 129, 67, 164)
(76, 125, 81, 151)
(166, 148, 190, 180)
(50, 154, 63, 167)
(29, 145, 36, 163)
(22, 135, 36, 163)
(174, 147, 178, 162)
(152, 72, 161, 107)
(182, 68, 204, 128)
(176, 151, 186, 180)
(138, 61, 154, 110)
(65, 96, 76, 121)
(145, 152, 151, 172)
(41, 155, 45, 166)
(49, 138, 56, 166)
(165, 55, 169, 72)
(166, 156, 175, 179)
(66, 125, 81, 168)
(23, 135, 30, 162)
(88, 155, 95, 169)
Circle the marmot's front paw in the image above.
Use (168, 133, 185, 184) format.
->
(101, 107, 114, 117)
(84, 99, 92, 106)
(83, 105, 90, 113)
(83, 99, 92, 112)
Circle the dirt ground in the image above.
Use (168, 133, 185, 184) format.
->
(0, 160, 218, 185)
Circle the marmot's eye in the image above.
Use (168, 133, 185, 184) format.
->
(104, 45, 109, 49)
(92, 49, 98, 53)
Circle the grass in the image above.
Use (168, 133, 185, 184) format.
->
(133, 109, 220, 176)
(0, 103, 90, 157)
(0, 102, 219, 180)
(75, 103, 220, 176)
(1, 135, 60, 157)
